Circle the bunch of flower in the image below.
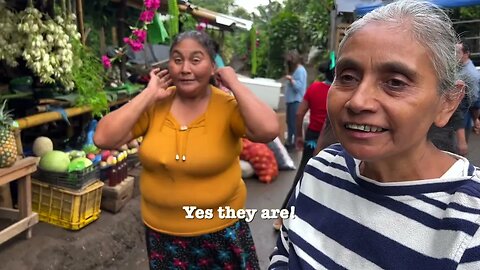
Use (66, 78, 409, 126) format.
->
(0, 5, 24, 67)
(18, 8, 79, 90)
(102, 0, 161, 69)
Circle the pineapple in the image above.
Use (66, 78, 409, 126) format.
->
(0, 100, 18, 168)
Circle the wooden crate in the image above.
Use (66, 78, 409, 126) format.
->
(101, 176, 134, 213)
(0, 157, 38, 244)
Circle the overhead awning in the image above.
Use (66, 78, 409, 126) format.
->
(354, 0, 480, 16)
(111, 0, 253, 31)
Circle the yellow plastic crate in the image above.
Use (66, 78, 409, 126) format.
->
(31, 180, 104, 230)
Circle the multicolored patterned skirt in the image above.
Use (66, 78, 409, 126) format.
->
(145, 220, 260, 270)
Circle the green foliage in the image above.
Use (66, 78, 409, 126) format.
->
(254, 30, 270, 78)
(250, 26, 257, 76)
(191, 0, 235, 13)
(223, 30, 248, 63)
(168, 0, 180, 40)
(83, 0, 112, 29)
(456, 6, 480, 42)
(232, 7, 252, 20)
(71, 40, 109, 117)
(459, 6, 480, 19)
(83, 2, 140, 53)
(179, 13, 198, 31)
(256, 2, 283, 21)
(165, 0, 331, 80)
(0, 100, 15, 129)
(300, 0, 334, 48)
(267, 11, 302, 78)
(83, 0, 114, 53)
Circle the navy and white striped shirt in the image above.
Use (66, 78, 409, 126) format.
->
(270, 144, 480, 269)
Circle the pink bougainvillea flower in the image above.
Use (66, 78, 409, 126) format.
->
(133, 29, 147, 43)
(139, 10, 155, 23)
(130, 40, 144, 51)
(196, 23, 205, 31)
(101, 55, 112, 69)
(107, 1, 159, 65)
(144, 0, 161, 10)
(124, 37, 144, 52)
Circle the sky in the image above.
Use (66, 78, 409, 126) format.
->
(234, 0, 284, 14)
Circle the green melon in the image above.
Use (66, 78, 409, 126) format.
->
(32, 136, 53, 157)
(39, 150, 70, 173)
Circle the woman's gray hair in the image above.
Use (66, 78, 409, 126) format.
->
(338, 0, 459, 95)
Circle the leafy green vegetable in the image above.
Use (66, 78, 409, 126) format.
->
(71, 39, 109, 117)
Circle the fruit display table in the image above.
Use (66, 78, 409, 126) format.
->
(0, 157, 39, 245)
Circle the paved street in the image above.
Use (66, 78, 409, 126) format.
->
(245, 151, 301, 269)
(248, 133, 480, 269)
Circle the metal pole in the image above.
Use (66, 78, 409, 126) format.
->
(329, 9, 337, 52)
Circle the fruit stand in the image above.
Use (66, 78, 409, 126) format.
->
(11, 98, 141, 230)
(0, 0, 252, 237)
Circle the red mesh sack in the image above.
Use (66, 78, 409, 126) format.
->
(240, 139, 279, 183)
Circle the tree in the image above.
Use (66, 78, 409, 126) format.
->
(300, 0, 334, 49)
(190, 0, 235, 14)
(188, 0, 335, 79)
(256, 1, 283, 23)
(231, 7, 251, 20)
(267, 11, 302, 78)
(450, 6, 480, 63)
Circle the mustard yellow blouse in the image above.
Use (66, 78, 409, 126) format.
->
(132, 86, 247, 236)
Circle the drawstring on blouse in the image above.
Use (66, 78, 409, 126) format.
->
(175, 125, 190, 161)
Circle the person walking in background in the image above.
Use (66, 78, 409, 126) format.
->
(273, 60, 333, 230)
(213, 40, 225, 68)
(284, 51, 307, 150)
(270, 1, 480, 268)
(430, 41, 478, 156)
(94, 30, 278, 270)
(428, 99, 467, 154)
(294, 61, 333, 168)
(456, 41, 480, 142)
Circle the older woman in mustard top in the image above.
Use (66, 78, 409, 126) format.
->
(94, 31, 278, 269)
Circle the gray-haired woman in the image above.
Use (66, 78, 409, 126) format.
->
(270, 1, 480, 269)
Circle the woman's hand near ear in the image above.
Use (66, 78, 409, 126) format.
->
(145, 68, 174, 102)
(215, 67, 239, 90)
(215, 66, 279, 143)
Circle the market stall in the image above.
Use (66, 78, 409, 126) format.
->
(0, 0, 261, 236)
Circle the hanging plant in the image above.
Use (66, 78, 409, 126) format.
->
(71, 39, 109, 117)
(101, 0, 161, 69)
(17, 6, 79, 90)
(0, 4, 23, 67)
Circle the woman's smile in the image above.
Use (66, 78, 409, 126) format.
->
(327, 22, 447, 162)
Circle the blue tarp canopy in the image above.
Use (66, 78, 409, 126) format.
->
(355, 0, 480, 16)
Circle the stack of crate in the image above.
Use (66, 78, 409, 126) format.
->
(32, 166, 103, 230)
(100, 154, 134, 213)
